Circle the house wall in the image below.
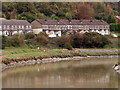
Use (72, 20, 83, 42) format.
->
(31, 20, 110, 37)
(1, 25, 32, 36)
(31, 20, 43, 34)
(33, 28, 43, 34)
(44, 30, 61, 37)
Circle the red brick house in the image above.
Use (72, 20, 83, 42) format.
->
(115, 16, 120, 24)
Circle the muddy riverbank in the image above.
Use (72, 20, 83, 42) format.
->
(2, 55, 118, 72)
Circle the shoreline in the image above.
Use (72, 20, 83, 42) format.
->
(2, 55, 118, 72)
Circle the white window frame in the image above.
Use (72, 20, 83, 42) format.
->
(22, 25, 24, 29)
(50, 31, 54, 35)
(7, 25, 9, 29)
(0, 25, 2, 29)
(12, 25, 14, 30)
(15, 25, 17, 29)
(29, 25, 31, 29)
(4, 25, 6, 29)
(26, 25, 28, 29)
(19, 25, 21, 29)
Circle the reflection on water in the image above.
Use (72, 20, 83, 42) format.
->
(2, 57, 118, 88)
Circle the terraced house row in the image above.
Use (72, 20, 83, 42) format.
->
(0, 18, 32, 36)
(0, 18, 110, 37)
(31, 19, 110, 37)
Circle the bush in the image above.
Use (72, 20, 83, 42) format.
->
(110, 23, 120, 31)
(11, 34, 25, 47)
(71, 33, 91, 48)
(1, 35, 7, 49)
(56, 32, 111, 49)
(25, 32, 35, 40)
(38, 32, 48, 37)
(57, 35, 72, 49)
(85, 32, 111, 48)
(64, 43, 72, 50)
(36, 32, 48, 46)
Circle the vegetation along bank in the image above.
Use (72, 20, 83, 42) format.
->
(1, 32, 119, 71)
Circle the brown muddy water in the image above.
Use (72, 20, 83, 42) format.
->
(2, 56, 119, 88)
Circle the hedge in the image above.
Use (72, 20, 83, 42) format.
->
(110, 23, 120, 31)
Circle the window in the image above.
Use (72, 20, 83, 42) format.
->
(95, 26, 97, 29)
(12, 25, 14, 29)
(19, 25, 21, 29)
(70, 26, 72, 29)
(26, 25, 28, 29)
(4, 25, 6, 29)
(50, 31, 54, 35)
(0, 25, 2, 29)
(15, 26, 17, 29)
(29, 26, 31, 29)
(22, 25, 24, 29)
(68, 26, 70, 29)
(7, 25, 9, 29)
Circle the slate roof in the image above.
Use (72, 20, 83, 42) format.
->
(1, 19, 31, 25)
(35, 19, 109, 25)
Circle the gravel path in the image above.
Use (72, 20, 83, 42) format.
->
(61, 49, 118, 53)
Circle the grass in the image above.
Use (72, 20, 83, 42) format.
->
(1, 47, 118, 65)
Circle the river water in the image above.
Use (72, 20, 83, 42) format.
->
(2, 56, 119, 88)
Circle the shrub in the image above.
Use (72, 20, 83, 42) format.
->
(1, 35, 7, 49)
(110, 23, 120, 31)
(36, 32, 48, 46)
(64, 43, 72, 50)
(85, 32, 111, 48)
(71, 33, 91, 48)
(25, 32, 35, 40)
(38, 32, 48, 37)
(11, 34, 25, 47)
(57, 35, 72, 49)
(71, 32, 111, 48)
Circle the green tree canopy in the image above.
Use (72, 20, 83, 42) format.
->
(65, 12, 72, 19)
(107, 15, 116, 24)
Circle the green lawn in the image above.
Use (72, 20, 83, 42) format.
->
(2, 47, 118, 64)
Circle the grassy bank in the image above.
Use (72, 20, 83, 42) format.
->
(2, 47, 118, 65)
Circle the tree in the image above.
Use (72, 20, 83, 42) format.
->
(118, 1, 120, 15)
(107, 15, 116, 24)
(17, 12, 36, 22)
(77, 3, 94, 19)
(16, 2, 35, 14)
(65, 12, 72, 19)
